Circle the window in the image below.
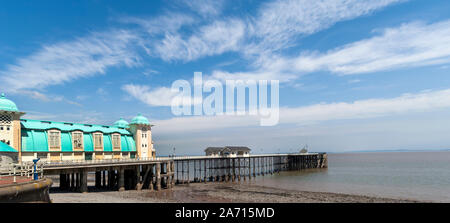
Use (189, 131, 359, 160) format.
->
(112, 134, 121, 150)
(93, 133, 103, 150)
(49, 131, 61, 150)
(72, 132, 83, 150)
(0, 114, 11, 125)
(37, 153, 47, 159)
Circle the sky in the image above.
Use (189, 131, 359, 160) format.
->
(1, 0, 450, 155)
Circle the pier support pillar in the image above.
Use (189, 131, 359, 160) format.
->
(70, 173, 75, 191)
(166, 162, 171, 189)
(172, 161, 175, 187)
(59, 174, 67, 190)
(156, 163, 161, 191)
(75, 172, 80, 189)
(204, 160, 207, 183)
(136, 165, 142, 190)
(95, 171, 101, 188)
(102, 171, 106, 188)
(80, 171, 88, 193)
(118, 168, 125, 191)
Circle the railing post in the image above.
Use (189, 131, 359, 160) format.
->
(13, 166, 16, 183)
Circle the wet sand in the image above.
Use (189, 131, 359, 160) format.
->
(49, 182, 421, 203)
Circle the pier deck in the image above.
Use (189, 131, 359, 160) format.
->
(37, 153, 327, 193)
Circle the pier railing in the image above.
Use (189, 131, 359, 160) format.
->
(0, 163, 44, 184)
(34, 153, 321, 168)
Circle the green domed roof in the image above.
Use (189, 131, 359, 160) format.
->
(0, 93, 19, 112)
(131, 114, 149, 125)
(113, 118, 129, 128)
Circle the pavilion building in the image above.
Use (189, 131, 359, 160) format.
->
(0, 93, 155, 163)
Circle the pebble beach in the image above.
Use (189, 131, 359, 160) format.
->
(49, 182, 421, 203)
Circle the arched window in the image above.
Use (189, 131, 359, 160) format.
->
(93, 133, 103, 151)
(48, 130, 61, 151)
(112, 134, 121, 150)
(72, 131, 84, 150)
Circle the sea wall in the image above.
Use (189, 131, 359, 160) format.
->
(0, 178, 53, 203)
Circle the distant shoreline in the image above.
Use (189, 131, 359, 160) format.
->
(49, 182, 423, 203)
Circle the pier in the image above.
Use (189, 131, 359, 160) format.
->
(39, 153, 327, 193)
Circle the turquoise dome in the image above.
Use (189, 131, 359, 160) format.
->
(131, 114, 150, 125)
(0, 93, 19, 112)
(113, 118, 129, 128)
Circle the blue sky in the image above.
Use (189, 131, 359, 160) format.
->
(2, 0, 450, 155)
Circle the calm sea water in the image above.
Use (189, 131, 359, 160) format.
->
(249, 151, 450, 202)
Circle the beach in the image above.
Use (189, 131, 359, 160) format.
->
(49, 182, 420, 203)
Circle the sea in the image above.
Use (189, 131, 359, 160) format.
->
(249, 151, 450, 202)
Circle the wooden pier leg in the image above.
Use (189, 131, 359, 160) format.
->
(75, 172, 80, 190)
(136, 165, 142, 190)
(236, 158, 240, 182)
(223, 159, 227, 182)
(252, 157, 256, 177)
(70, 173, 75, 191)
(227, 159, 231, 182)
(167, 162, 172, 189)
(80, 170, 88, 193)
(232, 158, 236, 182)
(118, 168, 125, 191)
(203, 159, 207, 183)
(108, 170, 113, 189)
(271, 157, 273, 174)
(65, 173, 70, 190)
(156, 163, 161, 191)
(59, 173, 66, 190)
(218, 159, 222, 182)
(208, 159, 212, 182)
(171, 161, 175, 187)
(248, 157, 251, 180)
(187, 160, 190, 184)
(194, 160, 197, 182)
(261, 158, 264, 176)
(176, 160, 179, 184)
(159, 165, 164, 189)
(95, 171, 101, 188)
(102, 171, 106, 188)
(181, 160, 185, 184)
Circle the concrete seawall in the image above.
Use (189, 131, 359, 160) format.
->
(0, 178, 53, 203)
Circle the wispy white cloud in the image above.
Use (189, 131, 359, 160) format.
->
(122, 84, 176, 107)
(210, 19, 450, 83)
(348, 79, 361, 84)
(246, 0, 404, 55)
(154, 18, 246, 62)
(281, 88, 450, 124)
(182, 0, 225, 17)
(0, 30, 140, 93)
(120, 13, 196, 35)
(19, 90, 82, 106)
(122, 83, 203, 107)
(293, 20, 450, 75)
(154, 88, 450, 133)
(137, 0, 403, 63)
